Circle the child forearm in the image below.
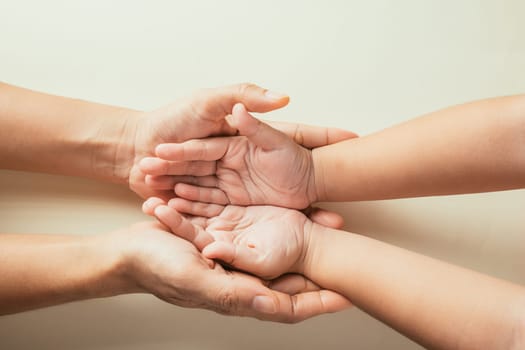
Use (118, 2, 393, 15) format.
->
(313, 95, 525, 201)
(303, 225, 525, 349)
(0, 82, 141, 183)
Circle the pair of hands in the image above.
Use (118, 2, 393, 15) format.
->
(119, 83, 356, 322)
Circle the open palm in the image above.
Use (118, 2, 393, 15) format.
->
(143, 197, 310, 280)
(140, 103, 317, 209)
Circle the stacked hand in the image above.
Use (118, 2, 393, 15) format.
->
(132, 85, 357, 322)
(139, 93, 356, 322)
(127, 84, 356, 203)
(113, 220, 349, 322)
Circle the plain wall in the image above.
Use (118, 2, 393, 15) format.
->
(1, 1, 524, 349)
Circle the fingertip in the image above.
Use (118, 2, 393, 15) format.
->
(173, 183, 191, 198)
(138, 157, 156, 172)
(202, 243, 217, 259)
(155, 144, 168, 158)
(144, 174, 154, 186)
(319, 290, 353, 312)
(167, 197, 183, 208)
(232, 102, 246, 115)
(153, 204, 172, 221)
(142, 197, 165, 215)
(328, 128, 359, 143)
(229, 103, 247, 128)
(202, 241, 231, 261)
(309, 208, 345, 229)
(264, 90, 290, 107)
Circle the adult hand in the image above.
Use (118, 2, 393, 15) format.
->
(125, 83, 357, 200)
(115, 221, 350, 322)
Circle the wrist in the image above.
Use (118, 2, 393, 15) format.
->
(89, 109, 143, 185)
(311, 147, 327, 203)
(82, 233, 138, 298)
(297, 220, 329, 279)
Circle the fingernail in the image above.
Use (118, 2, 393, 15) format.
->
(264, 90, 288, 100)
(252, 296, 276, 314)
(143, 198, 155, 209)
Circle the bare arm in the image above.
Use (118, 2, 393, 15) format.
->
(0, 223, 347, 322)
(303, 224, 525, 350)
(0, 82, 139, 183)
(0, 233, 127, 315)
(143, 196, 525, 349)
(0, 82, 355, 199)
(314, 95, 525, 201)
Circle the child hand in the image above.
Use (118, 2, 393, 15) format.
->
(139, 103, 318, 209)
(142, 197, 312, 280)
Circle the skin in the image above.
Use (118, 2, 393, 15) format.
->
(0, 82, 356, 318)
(140, 95, 525, 347)
(0, 82, 356, 201)
(140, 103, 315, 208)
(142, 95, 525, 205)
(145, 199, 525, 350)
(0, 222, 350, 321)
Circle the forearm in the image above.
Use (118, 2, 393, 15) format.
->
(313, 95, 525, 201)
(0, 82, 141, 184)
(304, 225, 525, 349)
(0, 233, 129, 315)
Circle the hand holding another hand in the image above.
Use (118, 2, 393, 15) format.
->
(114, 220, 350, 322)
(127, 84, 356, 202)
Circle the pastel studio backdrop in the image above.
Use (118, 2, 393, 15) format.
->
(1, 1, 524, 349)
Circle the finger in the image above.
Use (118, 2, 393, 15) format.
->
(267, 274, 322, 294)
(154, 204, 214, 250)
(155, 138, 230, 162)
(193, 83, 290, 120)
(174, 183, 229, 205)
(168, 197, 225, 218)
(305, 207, 345, 229)
(203, 241, 262, 274)
(252, 289, 352, 323)
(267, 120, 359, 149)
(142, 197, 167, 216)
(229, 103, 292, 150)
(139, 157, 216, 176)
(145, 175, 218, 190)
(203, 270, 350, 323)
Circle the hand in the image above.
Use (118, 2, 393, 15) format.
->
(127, 84, 357, 201)
(140, 103, 323, 209)
(115, 221, 350, 322)
(142, 197, 316, 280)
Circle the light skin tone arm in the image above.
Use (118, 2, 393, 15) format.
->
(0, 82, 357, 317)
(0, 221, 350, 321)
(145, 199, 525, 350)
(0, 82, 356, 201)
(141, 95, 525, 206)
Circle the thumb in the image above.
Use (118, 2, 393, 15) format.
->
(203, 241, 263, 275)
(229, 103, 292, 150)
(190, 83, 290, 121)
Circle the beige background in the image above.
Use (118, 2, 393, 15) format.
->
(1, 1, 525, 349)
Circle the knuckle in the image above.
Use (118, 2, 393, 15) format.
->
(216, 286, 239, 314)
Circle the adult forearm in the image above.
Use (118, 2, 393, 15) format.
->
(313, 95, 525, 201)
(0, 82, 141, 183)
(0, 233, 128, 315)
(304, 225, 525, 349)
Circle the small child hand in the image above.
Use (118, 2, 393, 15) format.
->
(139, 103, 318, 209)
(142, 197, 311, 280)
